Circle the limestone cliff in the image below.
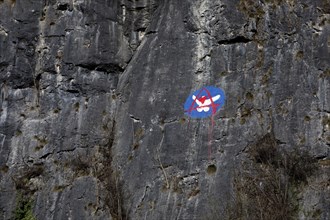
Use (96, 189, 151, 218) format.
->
(0, 0, 329, 219)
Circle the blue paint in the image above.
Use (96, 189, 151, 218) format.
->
(184, 86, 225, 118)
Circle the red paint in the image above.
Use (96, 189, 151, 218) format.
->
(185, 88, 220, 115)
(198, 96, 207, 104)
(185, 87, 221, 161)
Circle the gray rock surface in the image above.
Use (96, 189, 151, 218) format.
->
(0, 0, 329, 219)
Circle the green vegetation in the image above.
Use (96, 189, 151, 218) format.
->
(11, 163, 44, 219)
(13, 194, 36, 220)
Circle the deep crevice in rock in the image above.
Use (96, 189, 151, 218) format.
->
(76, 63, 124, 74)
(218, 36, 252, 45)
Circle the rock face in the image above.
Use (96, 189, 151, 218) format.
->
(0, 0, 329, 219)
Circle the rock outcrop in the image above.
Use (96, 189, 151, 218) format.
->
(0, 0, 329, 219)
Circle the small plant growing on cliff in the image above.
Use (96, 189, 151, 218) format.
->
(12, 164, 44, 193)
(70, 155, 90, 176)
(222, 133, 319, 220)
(12, 194, 36, 220)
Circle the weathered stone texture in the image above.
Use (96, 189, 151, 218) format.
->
(0, 0, 329, 219)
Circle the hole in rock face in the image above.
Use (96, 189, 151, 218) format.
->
(57, 3, 69, 11)
(207, 164, 217, 175)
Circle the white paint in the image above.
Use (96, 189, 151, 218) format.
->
(192, 94, 221, 112)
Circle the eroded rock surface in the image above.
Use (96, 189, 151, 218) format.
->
(0, 0, 329, 219)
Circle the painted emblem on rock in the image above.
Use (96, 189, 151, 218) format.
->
(184, 86, 225, 118)
(184, 86, 226, 160)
